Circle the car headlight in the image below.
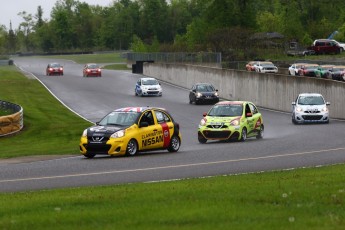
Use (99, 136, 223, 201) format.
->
(82, 129, 87, 137)
(230, 118, 240, 126)
(322, 106, 328, 112)
(199, 118, 207, 126)
(110, 130, 125, 138)
(295, 106, 303, 112)
(214, 92, 219, 97)
(196, 92, 202, 97)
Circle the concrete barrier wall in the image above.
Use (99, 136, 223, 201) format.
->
(143, 63, 345, 119)
(0, 101, 24, 136)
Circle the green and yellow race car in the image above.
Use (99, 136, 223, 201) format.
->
(198, 101, 264, 143)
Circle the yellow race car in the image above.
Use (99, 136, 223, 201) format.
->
(80, 107, 182, 158)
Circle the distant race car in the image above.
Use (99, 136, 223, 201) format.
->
(80, 107, 181, 158)
(292, 93, 330, 124)
(189, 82, 219, 105)
(83, 63, 101, 77)
(46, 63, 63, 76)
(197, 101, 264, 143)
(135, 77, 162, 96)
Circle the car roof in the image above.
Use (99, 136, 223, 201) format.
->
(113, 107, 166, 113)
(216, 101, 250, 106)
(298, 93, 324, 97)
(140, 77, 157, 80)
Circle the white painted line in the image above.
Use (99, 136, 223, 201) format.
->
(1, 147, 345, 183)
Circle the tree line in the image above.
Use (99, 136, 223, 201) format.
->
(1, 0, 345, 61)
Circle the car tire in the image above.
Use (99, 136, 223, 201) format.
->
(126, 139, 138, 156)
(256, 125, 264, 139)
(84, 153, 95, 159)
(198, 134, 207, 144)
(167, 135, 180, 152)
(189, 97, 193, 104)
(239, 127, 247, 142)
(135, 90, 138, 96)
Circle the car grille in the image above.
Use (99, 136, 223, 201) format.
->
(202, 130, 231, 139)
(147, 91, 159, 95)
(302, 115, 323, 121)
(304, 110, 320, 114)
(206, 124, 228, 129)
(83, 143, 111, 154)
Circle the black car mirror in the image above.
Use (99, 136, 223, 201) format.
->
(139, 121, 149, 128)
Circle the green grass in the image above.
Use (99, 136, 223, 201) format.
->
(0, 66, 92, 158)
(1, 164, 345, 229)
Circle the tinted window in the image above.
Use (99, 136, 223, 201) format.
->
(155, 110, 171, 123)
(208, 104, 243, 117)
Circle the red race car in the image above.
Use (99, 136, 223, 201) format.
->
(83, 63, 102, 77)
(46, 63, 63, 76)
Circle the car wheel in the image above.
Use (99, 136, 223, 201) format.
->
(84, 153, 95, 159)
(135, 90, 138, 96)
(167, 135, 180, 152)
(198, 134, 207, 144)
(189, 96, 192, 104)
(256, 125, 264, 139)
(126, 139, 138, 156)
(239, 127, 247, 142)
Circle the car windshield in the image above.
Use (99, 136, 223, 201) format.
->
(196, 84, 215, 92)
(332, 68, 345, 72)
(99, 112, 140, 126)
(88, 64, 99, 69)
(142, 79, 158, 85)
(51, 63, 61, 67)
(305, 66, 318, 70)
(208, 104, 243, 117)
(298, 96, 325, 105)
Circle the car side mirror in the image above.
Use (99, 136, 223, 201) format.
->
(326, 102, 330, 106)
(139, 121, 149, 128)
(292, 102, 296, 105)
(216, 89, 218, 92)
(246, 112, 252, 117)
(202, 112, 207, 117)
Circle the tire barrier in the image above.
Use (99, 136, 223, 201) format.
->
(0, 100, 23, 137)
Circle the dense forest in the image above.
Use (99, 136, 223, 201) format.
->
(1, 0, 345, 60)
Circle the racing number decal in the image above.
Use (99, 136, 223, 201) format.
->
(160, 123, 171, 148)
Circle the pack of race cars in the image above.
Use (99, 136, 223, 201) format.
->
(79, 76, 330, 158)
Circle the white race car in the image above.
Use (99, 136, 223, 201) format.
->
(292, 93, 330, 124)
(135, 77, 162, 96)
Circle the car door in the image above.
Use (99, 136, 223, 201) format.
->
(153, 109, 174, 149)
(137, 110, 162, 150)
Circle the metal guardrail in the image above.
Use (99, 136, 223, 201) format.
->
(0, 100, 24, 137)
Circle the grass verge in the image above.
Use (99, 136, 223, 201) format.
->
(1, 164, 345, 229)
(0, 66, 92, 158)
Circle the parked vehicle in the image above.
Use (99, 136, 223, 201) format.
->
(314, 65, 334, 78)
(298, 64, 319, 77)
(308, 39, 341, 55)
(254, 61, 278, 73)
(288, 63, 307, 76)
(328, 65, 345, 81)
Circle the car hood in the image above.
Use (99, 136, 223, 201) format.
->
(87, 125, 124, 137)
(297, 104, 326, 111)
(206, 116, 239, 123)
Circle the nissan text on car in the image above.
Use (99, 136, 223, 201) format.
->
(198, 101, 264, 143)
(80, 107, 181, 158)
(292, 93, 330, 124)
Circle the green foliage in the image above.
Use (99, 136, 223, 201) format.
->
(2, 0, 345, 56)
(130, 35, 148, 52)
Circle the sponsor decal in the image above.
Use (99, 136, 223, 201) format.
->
(142, 130, 164, 147)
